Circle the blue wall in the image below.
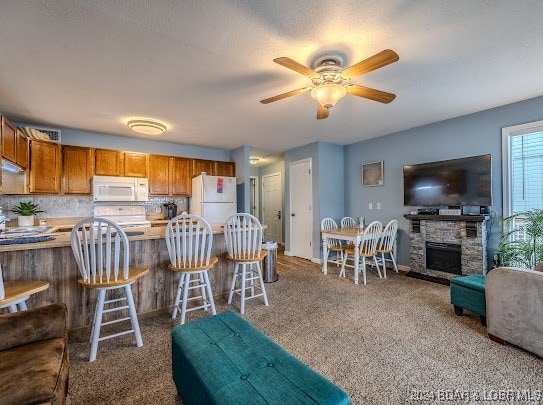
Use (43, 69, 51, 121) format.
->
(344, 94, 543, 267)
(60, 129, 230, 160)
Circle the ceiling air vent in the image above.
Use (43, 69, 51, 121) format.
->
(24, 125, 62, 143)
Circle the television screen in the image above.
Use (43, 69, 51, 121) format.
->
(403, 154, 492, 206)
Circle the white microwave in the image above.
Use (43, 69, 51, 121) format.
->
(92, 176, 149, 202)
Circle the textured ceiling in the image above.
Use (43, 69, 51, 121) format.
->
(1, 1, 543, 154)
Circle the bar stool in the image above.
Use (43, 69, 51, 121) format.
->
(0, 263, 49, 313)
(224, 213, 269, 314)
(165, 214, 217, 325)
(71, 217, 149, 362)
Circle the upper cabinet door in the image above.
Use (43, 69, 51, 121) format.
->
(1, 116, 17, 164)
(214, 161, 235, 177)
(148, 154, 170, 195)
(95, 149, 123, 176)
(171, 157, 191, 195)
(16, 131, 29, 169)
(29, 140, 61, 193)
(62, 146, 94, 194)
(192, 159, 215, 177)
(124, 152, 149, 178)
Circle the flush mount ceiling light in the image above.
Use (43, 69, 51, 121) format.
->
(127, 119, 167, 135)
(250, 158, 260, 165)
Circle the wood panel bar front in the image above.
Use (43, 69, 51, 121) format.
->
(0, 233, 235, 329)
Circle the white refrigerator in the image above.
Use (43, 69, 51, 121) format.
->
(190, 174, 237, 225)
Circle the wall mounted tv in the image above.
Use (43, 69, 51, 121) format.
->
(403, 154, 492, 207)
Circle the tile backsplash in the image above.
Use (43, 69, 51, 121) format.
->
(0, 195, 188, 220)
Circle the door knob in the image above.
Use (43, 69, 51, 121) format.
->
(291, 213, 295, 217)
(277, 210, 281, 220)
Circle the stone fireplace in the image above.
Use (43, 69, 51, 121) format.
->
(405, 214, 489, 280)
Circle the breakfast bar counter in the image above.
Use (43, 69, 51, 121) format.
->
(0, 223, 238, 329)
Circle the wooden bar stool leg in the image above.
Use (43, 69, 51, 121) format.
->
(125, 284, 143, 347)
(228, 263, 239, 304)
(90, 289, 106, 362)
(203, 271, 216, 315)
(172, 274, 185, 319)
(250, 263, 255, 297)
(256, 261, 269, 306)
(381, 252, 387, 278)
(362, 257, 367, 285)
(180, 273, 191, 325)
(240, 264, 247, 314)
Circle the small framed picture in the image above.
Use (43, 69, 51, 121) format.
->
(362, 161, 384, 187)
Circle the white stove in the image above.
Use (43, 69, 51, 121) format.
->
(93, 205, 151, 228)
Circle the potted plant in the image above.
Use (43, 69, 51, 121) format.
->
(10, 201, 43, 227)
(497, 209, 543, 270)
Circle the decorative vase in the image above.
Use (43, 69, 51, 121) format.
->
(18, 215, 35, 227)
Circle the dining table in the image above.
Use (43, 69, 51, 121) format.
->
(321, 227, 365, 284)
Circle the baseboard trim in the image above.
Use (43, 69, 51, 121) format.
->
(397, 264, 410, 273)
(284, 250, 293, 256)
(311, 258, 323, 264)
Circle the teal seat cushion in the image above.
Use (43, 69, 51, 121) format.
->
(450, 274, 486, 293)
(171, 311, 350, 405)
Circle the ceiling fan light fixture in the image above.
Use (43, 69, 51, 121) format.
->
(127, 119, 167, 135)
(310, 83, 347, 108)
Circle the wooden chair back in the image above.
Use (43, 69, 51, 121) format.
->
(379, 219, 398, 252)
(224, 214, 263, 261)
(321, 218, 342, 249)
(360, 221, 383, 256)
(70, 217, 130, 284)
(341, 217, 357, 228)
(165, 214, 213, 269)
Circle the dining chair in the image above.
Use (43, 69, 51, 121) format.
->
(165, 214, 217, 325)
(341, 216, 357, 228)
(375, 219, 399, 277)
(0, 263, 49, 313)
(71, 217, 149, 362)
(321, 218, 345, 268)
(224, 213, 268, 314)
(340, 221, 383, 284)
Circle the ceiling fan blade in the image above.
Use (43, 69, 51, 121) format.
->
(345, 85, 396, 104)
(273, 57, 320, 78)
(317, 103, 329, 120)
(341, 49, 399, 79)
(260, 87, 312, 104)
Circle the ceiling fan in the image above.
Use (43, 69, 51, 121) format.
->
(260, 49, 399, 119)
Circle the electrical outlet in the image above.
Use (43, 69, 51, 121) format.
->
(377, 202, 381, 209)
(369, 202, 373, 209)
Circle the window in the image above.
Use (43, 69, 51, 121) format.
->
(502, 120, 543, 234)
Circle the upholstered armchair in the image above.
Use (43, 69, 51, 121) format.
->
(0, 304, 69, 404)
(486, 267, 543, 357)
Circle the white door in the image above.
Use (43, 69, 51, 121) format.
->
(289, 159, 313, 260)
(262, 172, 283, 243)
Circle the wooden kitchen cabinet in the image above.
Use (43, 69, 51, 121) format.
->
(95, 148, 123, 176)
(29, 139, 61, 193)
(62, 146, 94, 194)
(214, 161, 235, 177)
(191, 158, 215, 177)
(171, 157, 191, 195)
(124, 152, 149, 178)
(16, 131, 29, 169)
(1, 116, 17, 164)
(148, 154, 170, 195)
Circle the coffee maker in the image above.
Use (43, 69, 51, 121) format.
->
(163, 202, 178, 220)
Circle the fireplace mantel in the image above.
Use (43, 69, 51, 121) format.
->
(405, 215, 489, 279)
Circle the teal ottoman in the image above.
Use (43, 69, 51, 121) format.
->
(450, 274, 486, 326)
(171, 311, 350, 405)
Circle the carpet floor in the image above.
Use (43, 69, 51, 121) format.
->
(67, 255, 543, 404)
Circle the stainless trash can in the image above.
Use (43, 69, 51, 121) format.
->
(262, 241, 278, 283)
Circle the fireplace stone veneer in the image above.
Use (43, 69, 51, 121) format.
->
(405, 214, 489, 280)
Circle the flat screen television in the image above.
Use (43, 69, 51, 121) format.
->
(403, 154, 492, 207)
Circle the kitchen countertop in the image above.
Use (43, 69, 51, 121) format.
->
(0, 221, 227, 252)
